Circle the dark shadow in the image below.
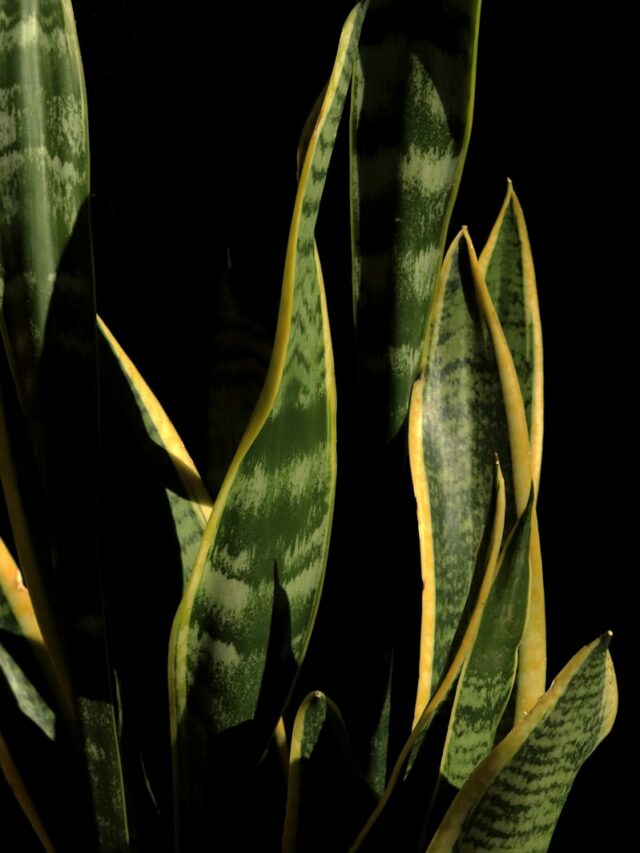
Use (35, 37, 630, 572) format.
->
(175, 561, 296, 851)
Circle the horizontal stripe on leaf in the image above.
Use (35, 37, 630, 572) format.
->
(441, 494, 533, 789)
(169, 5, 366, 845)
(351, 0, 482, 440)
(427, 634, 617, 852)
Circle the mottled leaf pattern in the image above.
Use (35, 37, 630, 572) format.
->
(479, 182, 543, 488)
(0, 3, 129, 847)
(478, 185, 546, 716)
(409, 230, 515, 720)
(350, 464, 506, 850)
(351, 0, 482, 440)
(283, 691, 378, 853)
(441, 497, 532, 788)
(169, 4, 365, 842)
(428, 635, 617, 852)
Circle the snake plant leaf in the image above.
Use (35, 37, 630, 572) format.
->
(349, 462, 506, 851)
(427, 634, 617, 852)
(409, 229, 517, 723)
(98, 316, 213, 585)
(479, 182, 543, 489)
(473, 212, 546, 717)
(478, 185, 546, 718)
(351, 0, 482, 441)
(169, 4, 365, 843)
(440, 494, 532, 789)
(283, 691, 378, 853)
(0, 3, 129, 847)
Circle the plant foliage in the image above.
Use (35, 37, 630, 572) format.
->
(0, 1, 616, 850)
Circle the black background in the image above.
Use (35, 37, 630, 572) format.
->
(17, 1, 626, 849)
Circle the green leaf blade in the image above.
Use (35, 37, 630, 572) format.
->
(479, 183, 543, 488)
(409, 230, 515, 718)
(351, 0, 482, 440)
(170, 4, 366, 843)
(428, 635, 618, 852)
(441, 496, 533, 788)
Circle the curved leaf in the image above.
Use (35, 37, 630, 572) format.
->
(169, 4, 366, 844)
(98, 316, 212, 585)
(351, 0, 482, 440)
(427, 634, 617, 852)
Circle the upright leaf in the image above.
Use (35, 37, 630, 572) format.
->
(351, 0, 482, 440)
(478, 184, 546, 716)
(349, 463, 506, 850)
(479, 182, 543, 488)
(169, 4, 366, 845)
(409, 230, 515, 722)
(427, 635, 617, 852)
(0, 2, 128, 845)
(440, 497, 532, 788)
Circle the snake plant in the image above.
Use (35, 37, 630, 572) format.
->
(0, 1, 616, 850)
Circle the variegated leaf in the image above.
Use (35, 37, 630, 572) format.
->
(0, 2, 128, 846)
(350, 462, 505, 851)
(427, 635, 617, 852)
(409, 230, 517, 722)
(440, 495, 532, 788)
(283, 691, 378, 853)
(478, 184, 546, 717)
(479, 182, 543, 488)
(169, 4, 366, 844)
(351, 0, 482, 441)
